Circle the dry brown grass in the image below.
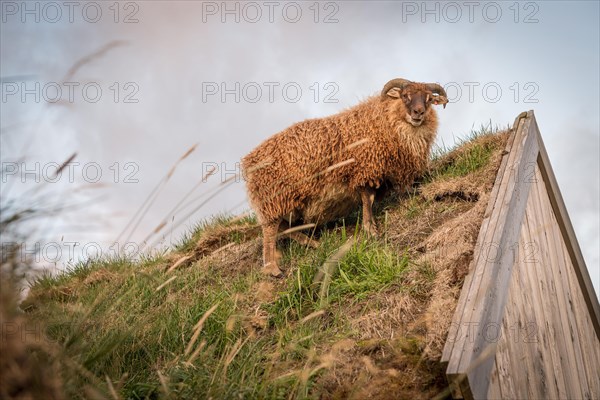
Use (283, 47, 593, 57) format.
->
(0, 278, 64, 400)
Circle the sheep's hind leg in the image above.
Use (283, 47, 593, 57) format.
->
(359, 186, 378, 237)
(262, 219, 283, 277)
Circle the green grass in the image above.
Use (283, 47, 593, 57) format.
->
(425, 125, 504, 185)
(330, 240, 410, 300)
(24, 222, 419, 399)
(432, 142, 493, 179)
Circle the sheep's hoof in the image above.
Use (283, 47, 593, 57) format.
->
(262, 262, 284, 278)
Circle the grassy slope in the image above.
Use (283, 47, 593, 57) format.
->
(21, 128, 509, 400)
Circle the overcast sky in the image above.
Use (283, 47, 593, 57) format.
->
(1, 1, 598, 296)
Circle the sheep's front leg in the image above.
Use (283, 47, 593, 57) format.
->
(262, 219, 283, 277)
(359, 186, 378, 237)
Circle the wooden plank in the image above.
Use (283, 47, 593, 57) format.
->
(518, 209, 556, 399)
(528, 171, 581, 398)
(535, 119, 600, 337)
(532, 168, 586, 399)
(441, 122, 519, 365)
(514, 215, 539, 396)
(523, 170, 569, 399)
(495, 315, 517, 399)
(445, 112, 527, 386)
(486, 360, 501, 400)
(541, 172, 592, 398)
(503, 255, 530, 399)
(461, 111, 540, 399)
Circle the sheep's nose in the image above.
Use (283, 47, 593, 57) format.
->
(413, 107, 425, 117)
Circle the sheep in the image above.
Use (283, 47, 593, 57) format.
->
(241, 78, 448, 277)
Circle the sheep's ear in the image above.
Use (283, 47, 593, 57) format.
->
(385, 87, 401, 99)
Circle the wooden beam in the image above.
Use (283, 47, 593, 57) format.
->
(441, 119, 519, 365)
(465, 112, 539, 399)
(445, 111, 539, 399)
(443, 114, 523, 376)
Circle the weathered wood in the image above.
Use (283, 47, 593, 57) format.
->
(519, 211, 556, 399)
(441, 123, 519, 365)
(444, 111, 600, 399)
(524, 172, 569, 398)
(529, 169, 580, 397)
(445, 113, 527, 382)
(531, 168, 585, 399)
(515, 217, 540, 396)
(462, 111, 540, 399)
(495, 316, 516, 399)
(501, 247, 534, 399)
(535, 121, 600, 337)
(486, 360, 501, 400)
(545, 186, 592, 398)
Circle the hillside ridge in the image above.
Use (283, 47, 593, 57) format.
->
(10, 129, 510, 400)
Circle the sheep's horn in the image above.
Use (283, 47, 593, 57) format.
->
(425, 83, 449, 108)
(381, 78, 412, 99)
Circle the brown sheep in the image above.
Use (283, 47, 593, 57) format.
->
(242, 78, 448, 277)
